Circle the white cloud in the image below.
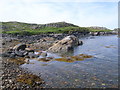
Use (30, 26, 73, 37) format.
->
(0, 0, 118, 29)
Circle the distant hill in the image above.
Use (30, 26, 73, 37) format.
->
(86, 26, 111, 32)
(1, 21, 78, 31)
(1, 21, 112, 35)
(87, 26, 110, 30)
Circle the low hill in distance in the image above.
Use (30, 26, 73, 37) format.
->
(1, 21, 112, 35)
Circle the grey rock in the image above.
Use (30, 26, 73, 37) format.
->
(9, 53, 16, 58)
(13, 44, 27, 56)
(48, 35, 82, 52)
(13, 43, 26, 50)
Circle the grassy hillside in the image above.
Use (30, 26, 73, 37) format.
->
(1, 21, 112, 35)
(3, 27, 90, 35)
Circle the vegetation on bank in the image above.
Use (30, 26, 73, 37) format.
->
(1, 21, 112, 35)
(2, 27, 90, 35)
(88, 28, 112, 32)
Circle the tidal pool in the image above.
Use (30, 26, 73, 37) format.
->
(21, 35, 118, 88)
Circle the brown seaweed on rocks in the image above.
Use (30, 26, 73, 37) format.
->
(16, 74, 44, 86)
(55, 54, 93, 63)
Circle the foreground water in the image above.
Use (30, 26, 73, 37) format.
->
(21, 35, 118, 88)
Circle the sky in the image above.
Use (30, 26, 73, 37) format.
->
(0, 0, 119, 29)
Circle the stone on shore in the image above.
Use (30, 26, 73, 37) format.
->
(48, 35, 83, 53)
(13, 44, 27, 56)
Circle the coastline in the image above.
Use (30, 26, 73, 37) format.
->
(1, 33, 118, 89)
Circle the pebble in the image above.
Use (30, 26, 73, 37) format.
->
(2, 57, 44, 89)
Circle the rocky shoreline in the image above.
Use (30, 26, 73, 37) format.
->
(1, 33, 83, 89)
(1, 33, 117, 89)
(1, 57, 45, 89)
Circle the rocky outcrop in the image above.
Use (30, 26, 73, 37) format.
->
(88, 26, 109, 30)
(89, 31, 117, 36)
(48, 35, 83, 53)
(35, 22, 78, 29)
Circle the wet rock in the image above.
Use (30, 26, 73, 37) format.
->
(48, 35, 82, 52)
(15, 50, 27, 57)
(2, 52, 13, 57)
(9, 53, 16, 58)
(78, 40, 83, 45)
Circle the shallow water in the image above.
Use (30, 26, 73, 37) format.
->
(21, 35, 118, 88)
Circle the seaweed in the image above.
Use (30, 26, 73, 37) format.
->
(37, 58, 50, 62)
(55, 54, 93, 63)
(16, 74, 43, 86)
(71, 56, 85, 61)
(55, 57, 74, 63)
(8, 57, 26, 65)
(79, 54, 93, 58)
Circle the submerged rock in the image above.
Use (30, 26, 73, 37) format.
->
(48, 35, 83, 53)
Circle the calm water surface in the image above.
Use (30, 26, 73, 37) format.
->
(21, 35, 118, 88)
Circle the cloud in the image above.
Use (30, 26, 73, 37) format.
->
(0, 0, 118, 29)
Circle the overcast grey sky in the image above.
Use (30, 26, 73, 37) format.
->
(1, 0, 119, 29)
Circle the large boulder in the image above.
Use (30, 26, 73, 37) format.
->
(48, 35, 82, 53)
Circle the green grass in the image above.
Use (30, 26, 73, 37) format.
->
(88, 29, 112, 32)
(3, 26, 90, 35)
(1, 21, 112, 35)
